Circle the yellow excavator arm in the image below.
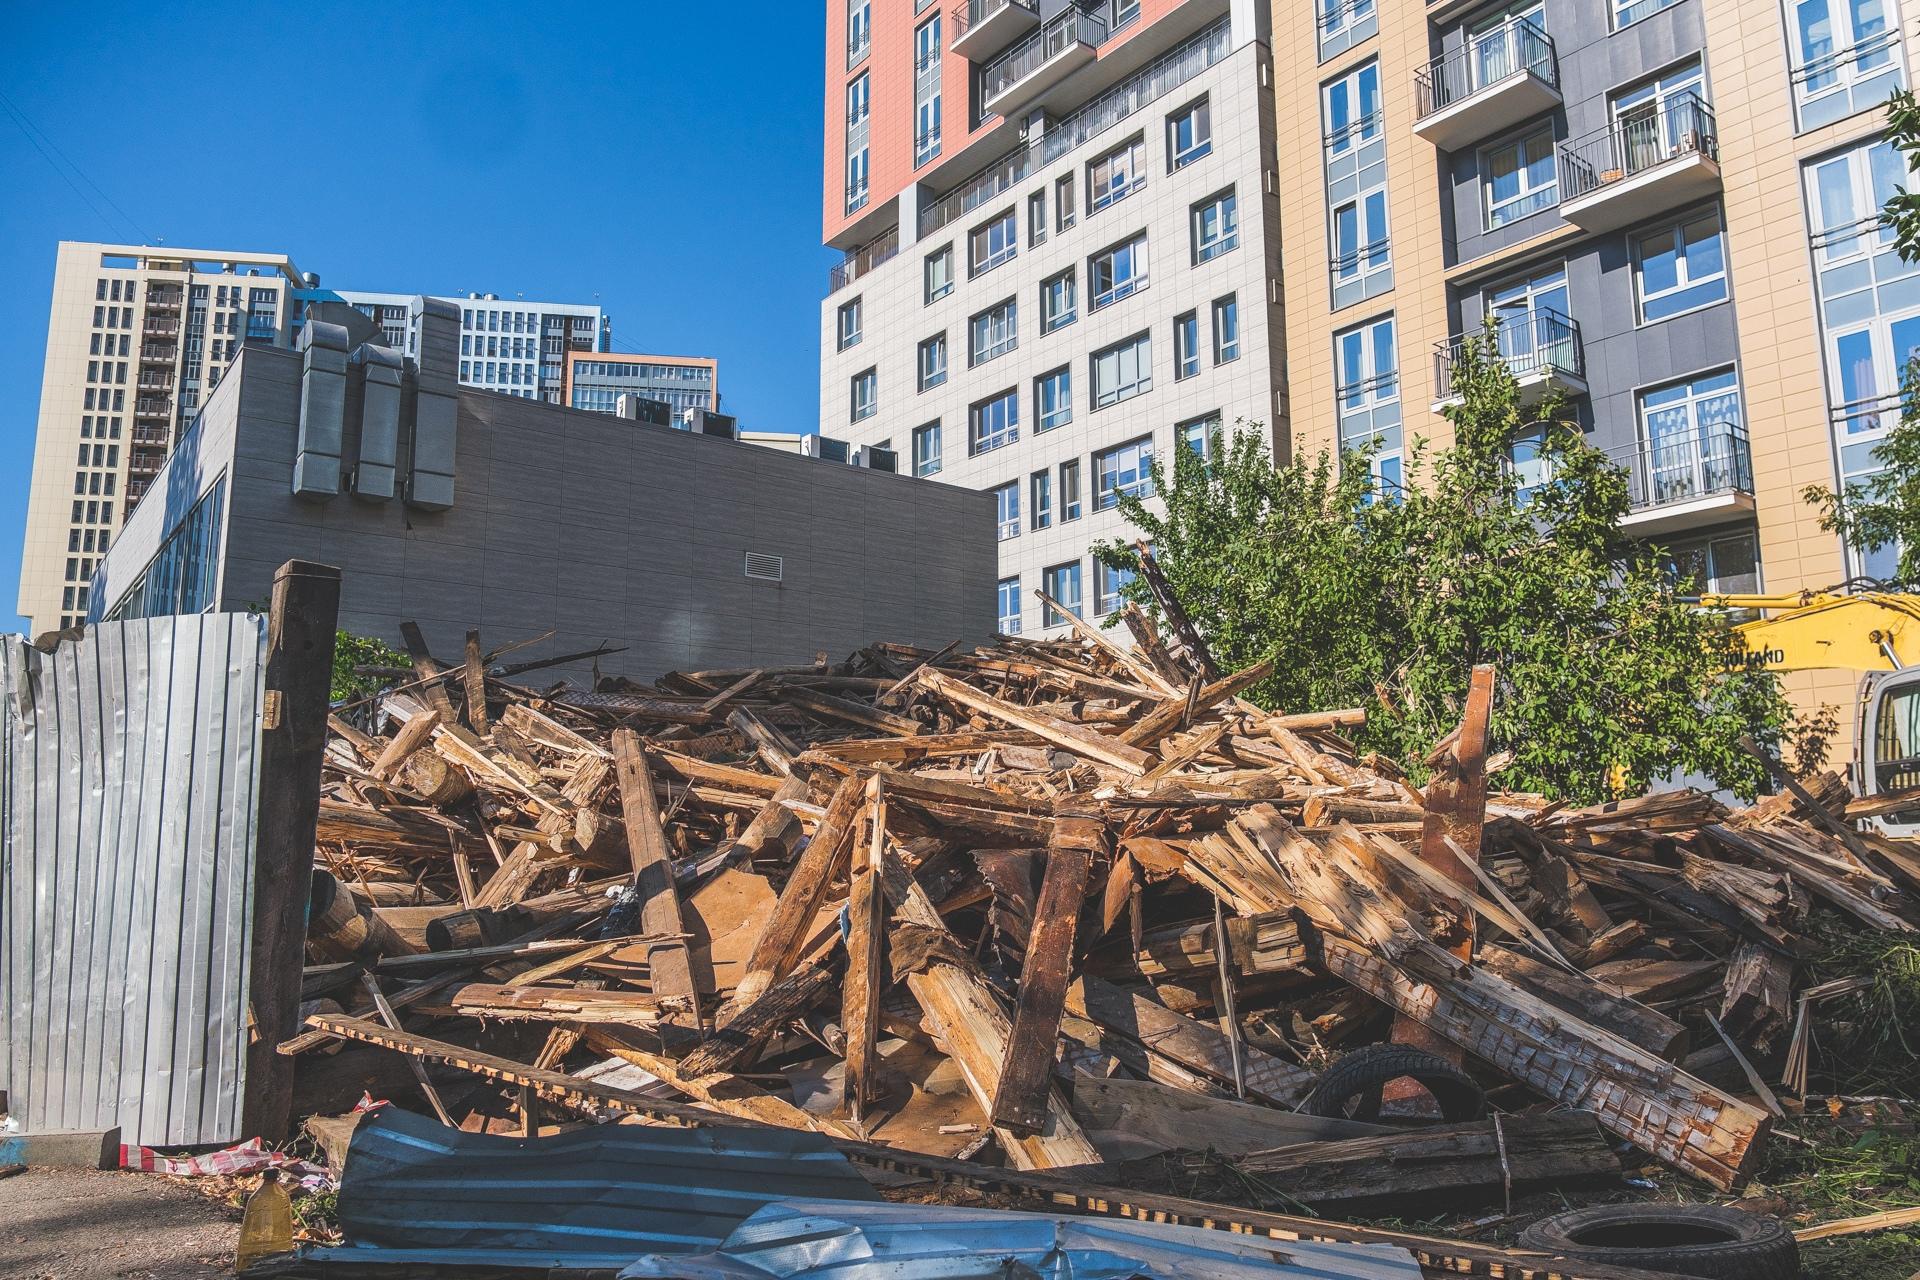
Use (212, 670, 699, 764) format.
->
(1699, 591, 1920, 673)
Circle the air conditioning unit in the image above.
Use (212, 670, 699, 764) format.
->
(615, 393, 673, 427)
(855, 445, 899, 473)
(800, 433, 851, 463)
(681, 408, 739, 440)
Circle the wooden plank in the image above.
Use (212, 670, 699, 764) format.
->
(585, 1028, 853, 1138)
(1120, 659, 1274, 750)
(729, 771, 866, 1012)
(881, 848, 1102, 1170)
(677, 962, 836, 1077)
(242, 560, 341, 1142)
(372, 712, 445, 783)
(1478, 944, 1688, 1062)
(992, 806, 1102, 1134)
(917, 668, 1151, 775)
(697, 668, 765, 714)
(399, 619, 458, 719)
(442, 982, 660, 1024)
(1067, 975, 1314, 1107)
(779, 683, 924, 737)
(1071, 1076, 1387, 1159)
(842, 776, 887, 1123)
(360, 974, 455, 1125)
(611, 728, 699, 1020)
(462, 629, 490, 735)
(727, 707, 797, 776)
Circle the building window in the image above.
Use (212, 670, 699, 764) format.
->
(1168, 96, 1212, 170)
(1095, 435, 1156, 509)
(971, 388, 1019, 455)
(1089, 233, 1149, 310)
(1041, 269, 1078, 333)
(1093, 332, 1153, 409)
(1636, 368, 1750, 505)
(918, 334, 949, 391)
(998, 576, 1023, 635)
(915, 13, 943, 165)
(1060, 459, 1082, 520)
(1036, 365, 1073, 431)
(994, 481, 1021, 540)
(1095, 559, 1137, 615)
(1031, 469, 1053, 530)
(1335, 315, 1402, 492)
(848, 0, 872, 64)
(1483, 126, 1558, 229)
(1614, 0, 1681, 29)
(851, 367, 877, 422)
(1089, 135, 1147, 213)
(1192, 190, 1239, 263)
(1180, 412, 1221, 459)
(1042, 562, 1084, 625)
(1333, 187, 1390, 286)
(1174, 311, 1200, 379)
(1633, 210, 1728, 322)
(837, 297, 863, 351)
(1056, 174, 1076, 231)
(970, 298, 1019, 365)
(913, 421, 943, 476)
(1110, 0, 1141, 32)
(846, 73, 871, 212)
(1213, 295, 1240, 364)
(970, 208, 1019, 276)
(1029, 189, 1048, 246)
(926, 244, 954, 303)
(1662, 530, 1760, 597)
(1324, 60, 1381, 157)
(1784, 0, 1903, 130)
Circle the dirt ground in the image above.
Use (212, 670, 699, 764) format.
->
(0, 1168, 239, 1280)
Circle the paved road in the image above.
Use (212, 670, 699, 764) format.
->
(0, 1168, 238, 1279)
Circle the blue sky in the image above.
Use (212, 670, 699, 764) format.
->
(0, 0, 832, 630)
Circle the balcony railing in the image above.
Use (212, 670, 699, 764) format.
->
(1415, 17, 1557, 119)
(1617, 427, 1754, 510)
(142, 318, 179, 336)
(1435, 307, 1585, 403)
(953, 0, 1037, 42)
(134, 396, 172, 417)
(1560, 93, 1717, 204)
(137, 374, 170, 390)
(982, 5, 1106, 106)
(921, 138, 1036, 237)
(131, 426, 169, 446)
(139, 343, 176, 361)
(829, 225, 900, 293)
(1042, 17, 1230, 162)
(128, 451, 166, 478)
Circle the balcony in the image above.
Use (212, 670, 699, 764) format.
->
(134, 396, 173, 418)
(952, 0, 1039, 62)
(1434, 307, 1587, 409)
(982, 5, 1106, 119)
(139, 343, 176, 363)
(142, 317, 180, 337)
(1617, 427, 1756, 537)
(828, 225, 901, 294)
(127, 450, 167, 479)
(145, 290, 182, 312)
(130, 426, 169, 446)
(1560, 94, 1719, 234)
(136, 373, 170, 390)
(1413, 18, 1560, 152)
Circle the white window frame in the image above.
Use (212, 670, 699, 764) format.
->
(1323, 61, 1381, 158)
(997, 576, 1023, 635)
(1333, 186, 1391, 282)
(1168, 96, 1212, 170)
(850, 368, 877, 423)
(1192, 189, 1239, 264)
(1180, 412, 1221, 460)
(837, 297, 862, 351)
(1037, 366, 1073, 431)
(994, 481, 1021, 540)
(970, 208, 1019, 276)
(1174, 310, 1200, 379)
(1089, 135, 1147, 213)
(1094, 559, 1137, 615)
(971, 388, 1019, 455)
(1094, 435, 1156, 509)
(1060, 459, 1082, 521)
(1212, 295, 1240, 365)
(918, 333, 948, 390)
(1041, 269, 1078, 334)
(1042, 561, 1084, 625)
(1030, 469, 1053, 530)
(1784, 0, 1901, 120)
(1092, 332, 1153, 409)
(913, 420, 942, 476)
(925, 244, 954, 303)
(1482, 126, 1559, 229)
(1632, 209, 1729, 324)
(1089, 233, 1149, 310)
(969, 298, 1019, 365)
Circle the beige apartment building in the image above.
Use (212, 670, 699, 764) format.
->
(18, 242, 303, 633)
(1277, 0, 1917, 746)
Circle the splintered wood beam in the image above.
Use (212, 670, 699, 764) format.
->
(611, 728, 699, 1021)
(678, 961, 837, 1078)
(881, 847, 1102, 1170)
(463, 630, 490, 735)
(842, 776, 887, 1124)
(1132, 540, 1217, 682)
(1320, 936, 1770, 1191)
(399, 620, 458, 719)
(586, 1027, 852, 1138)
(371, 708, 443, 782)
(1067, 975, 1314, 1107)
(728, 771, 867, 1015)
(1121, 659, 1274, 750)
(916, 668, 1151, 775)
(727, 707, 797, 776)
(698, 668, 766, 714)
(442, 982, 660, 1024)
(1033, 587, 1180, 697)
(716, 774, 810, 867)
(779, 685, 924, 737)
(991, 806, 1103, 1134)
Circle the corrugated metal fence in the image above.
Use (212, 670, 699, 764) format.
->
(1, 613, 268, 1145)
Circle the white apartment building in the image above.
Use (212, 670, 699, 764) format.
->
(17, 242, 303, 634)
(819, 1, 1282, 640)
(331, 290, 609, 404)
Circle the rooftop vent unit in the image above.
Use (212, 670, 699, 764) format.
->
(854, 445, 899, 473)
(800, 433, 851, 463)
(682, 408, 739, 440)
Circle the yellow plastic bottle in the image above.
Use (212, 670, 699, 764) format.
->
(234, 1167, 294, 1272)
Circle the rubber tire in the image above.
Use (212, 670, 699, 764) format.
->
(1517, 1204, 1800, 1280)
(1298, 1044, 1486, 1122)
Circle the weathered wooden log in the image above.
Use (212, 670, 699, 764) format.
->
(308, 869, 420, 962)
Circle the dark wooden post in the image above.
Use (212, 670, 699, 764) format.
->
(242, 560, 341, 1140)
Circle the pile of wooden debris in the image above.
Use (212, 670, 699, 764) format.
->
(291, 587, 1919, 1250)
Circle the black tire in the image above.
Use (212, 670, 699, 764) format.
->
(1518, 1204, 1800, 1280)
(1298, 1044, 1486, 1122)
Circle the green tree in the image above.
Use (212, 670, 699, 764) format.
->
(1097, 337, 1794, 803)
(331, 630, 408, 703)
(1802, 88, 1920, 586)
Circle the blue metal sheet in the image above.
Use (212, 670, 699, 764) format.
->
(308, 1105, 883, 1271)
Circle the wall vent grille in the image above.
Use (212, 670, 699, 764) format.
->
(744, 552, 785, 582)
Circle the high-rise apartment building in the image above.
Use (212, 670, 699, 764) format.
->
(17, 242, 303, 634)
(321, 289, 611, 404)
(565, 351, 719, 416)
(1272, 0, 1915, 747)
(819, 0, 1284, 639)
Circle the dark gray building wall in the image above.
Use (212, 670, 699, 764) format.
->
(1434, 0, 1737, 463)
(96, 345, 997, 680)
